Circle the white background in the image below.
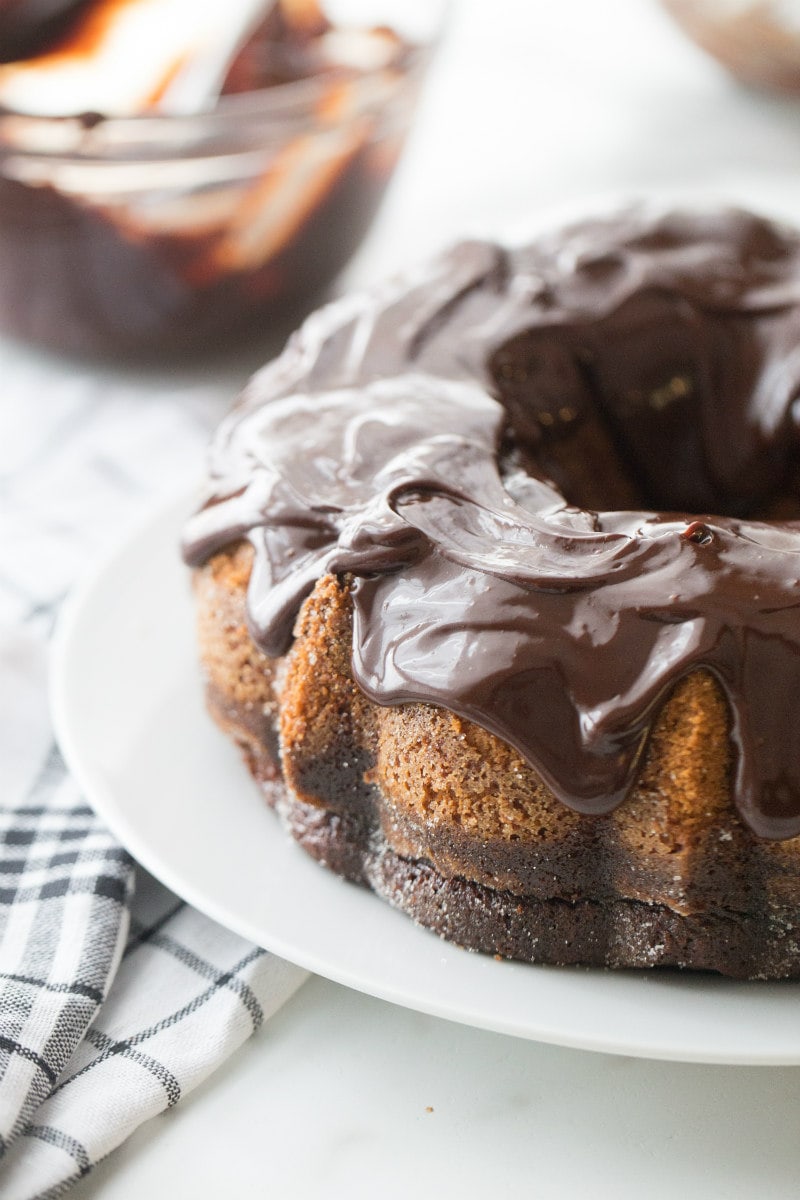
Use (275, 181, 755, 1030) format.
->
(9, 0, 800, 1195)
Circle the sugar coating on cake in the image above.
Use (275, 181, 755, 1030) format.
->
(184, 206, 800, 978)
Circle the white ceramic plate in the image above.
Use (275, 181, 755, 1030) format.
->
(50, 492, 800, 1065)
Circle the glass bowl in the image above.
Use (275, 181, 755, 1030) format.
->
(0, 2, 442, 357)
(660, 0, 800, 95)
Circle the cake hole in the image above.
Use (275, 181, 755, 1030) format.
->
(491, 320, 799, 520)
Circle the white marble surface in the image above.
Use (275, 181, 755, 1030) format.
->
(72, 976, 800, 1200)
(9, 0, 800, 1194)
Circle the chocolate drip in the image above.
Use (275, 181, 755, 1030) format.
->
(183, 207, 800, 840)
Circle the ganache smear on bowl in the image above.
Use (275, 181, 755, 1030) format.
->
(0, 0, 436, 356)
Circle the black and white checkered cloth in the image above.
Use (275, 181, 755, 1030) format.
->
(0, 351, 308, 1198)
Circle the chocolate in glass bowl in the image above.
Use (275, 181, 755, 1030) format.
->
(0, 0, 440, 356)
(660, 0, 800, 95)
(0, 0, 85, 61)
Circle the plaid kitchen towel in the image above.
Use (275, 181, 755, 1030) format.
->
(0, 356, 309, 1198)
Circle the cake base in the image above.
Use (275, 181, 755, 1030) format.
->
(274, 788, 800, 981)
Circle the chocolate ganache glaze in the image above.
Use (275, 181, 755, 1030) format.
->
(183, 207, 800, 842)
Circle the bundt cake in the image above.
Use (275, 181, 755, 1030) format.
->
(183, 206, 800, 979)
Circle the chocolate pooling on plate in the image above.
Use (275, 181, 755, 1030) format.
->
(183, 207, 800, 841)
